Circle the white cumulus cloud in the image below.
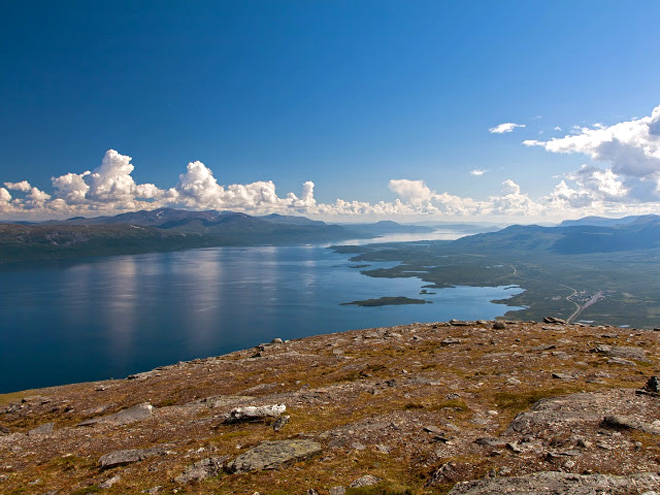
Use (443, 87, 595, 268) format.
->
(4, 180, 32, 192)
(501, 179, 521, 196)
(50, 149, 164, 209)
(525, 104, 660, 204)
(52, 173, 90, 203)
(0, 188, 11, 203)
(388, 179, 433, 205)
(489, 122, 526, 134)
(7, 136, 660, 223)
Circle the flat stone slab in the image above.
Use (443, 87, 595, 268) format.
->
(227, 439, 322, 473)
(593, 344, 648, 362)
(79, 403, 154, 427)
(28, 422, 54, 435)
(448, 471, 660, 495)
(506, 389, 660, 436)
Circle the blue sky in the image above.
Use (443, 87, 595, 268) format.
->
(1, 1, 660, 221)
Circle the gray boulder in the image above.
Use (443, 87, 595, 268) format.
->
(227, 439, 322, 473)
(543, 316, 566, 324)
(643, 375, 660, 393)
(225, 404, 286, 424)
(272, 415, 290, 432)
(99, 475, 121, 489)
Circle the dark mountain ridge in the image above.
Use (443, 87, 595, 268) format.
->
(0, 209, 437, 263)
(451, 215, 660, 255)
(558, 214, 660, 227)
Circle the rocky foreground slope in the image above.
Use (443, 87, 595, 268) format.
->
(3, 320, 660, 494)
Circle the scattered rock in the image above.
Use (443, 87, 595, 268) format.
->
(350, 475, 382, 488)
(375, 444, 391, 454)
(227, 439, 322, 473)
(307, 489, 319, 495)
(449, 319, 470, 326)
(329, 487, 346, 495)
(427, 462, 467, 485)
(141, 487, 162, 494)
(79, 403, 154, 426)
(475, 437, 505, 448)
(423, 425, 444, 435)
(188, 395, 255, 408)
(543, 316, 566, 324)
(225, 404, 286, 424)
(551, 372, 574, 381)
(271, 338, 284, 344)
(99, 445, 169, 469)
(447, 471, 660, 495)
(492, 321, 506, 330)
(99, 475, 121, 489)
(127, 370, 160, 381)
(175, 456, 228, 483)
(506, 441, 523, 453)
(0, 425, 9, 435)
(441, 337, 462, 346)
(272, 415, 290, 432)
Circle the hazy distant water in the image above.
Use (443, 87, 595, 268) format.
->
(0, 237, 522, 393)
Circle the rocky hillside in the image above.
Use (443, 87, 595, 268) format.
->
(2, 320, 660, 494)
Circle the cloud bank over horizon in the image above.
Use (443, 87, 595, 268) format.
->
(3, 105, 660, 223)
(525, 104, 660, 209)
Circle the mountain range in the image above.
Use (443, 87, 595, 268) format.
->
(3, 210, 660, 264)
(0, 208, 433, 263)
(454, 214, 660, 255)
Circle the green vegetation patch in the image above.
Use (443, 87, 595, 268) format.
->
(495, 387, 581, 414)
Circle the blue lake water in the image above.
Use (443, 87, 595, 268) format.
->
(0, 241, 523, 393)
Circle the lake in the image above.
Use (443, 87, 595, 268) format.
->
(0, 237, 523, 393)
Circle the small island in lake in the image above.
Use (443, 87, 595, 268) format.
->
(341, 296, 432, 307)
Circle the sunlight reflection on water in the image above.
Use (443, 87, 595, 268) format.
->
(0, 239, 522, 392)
